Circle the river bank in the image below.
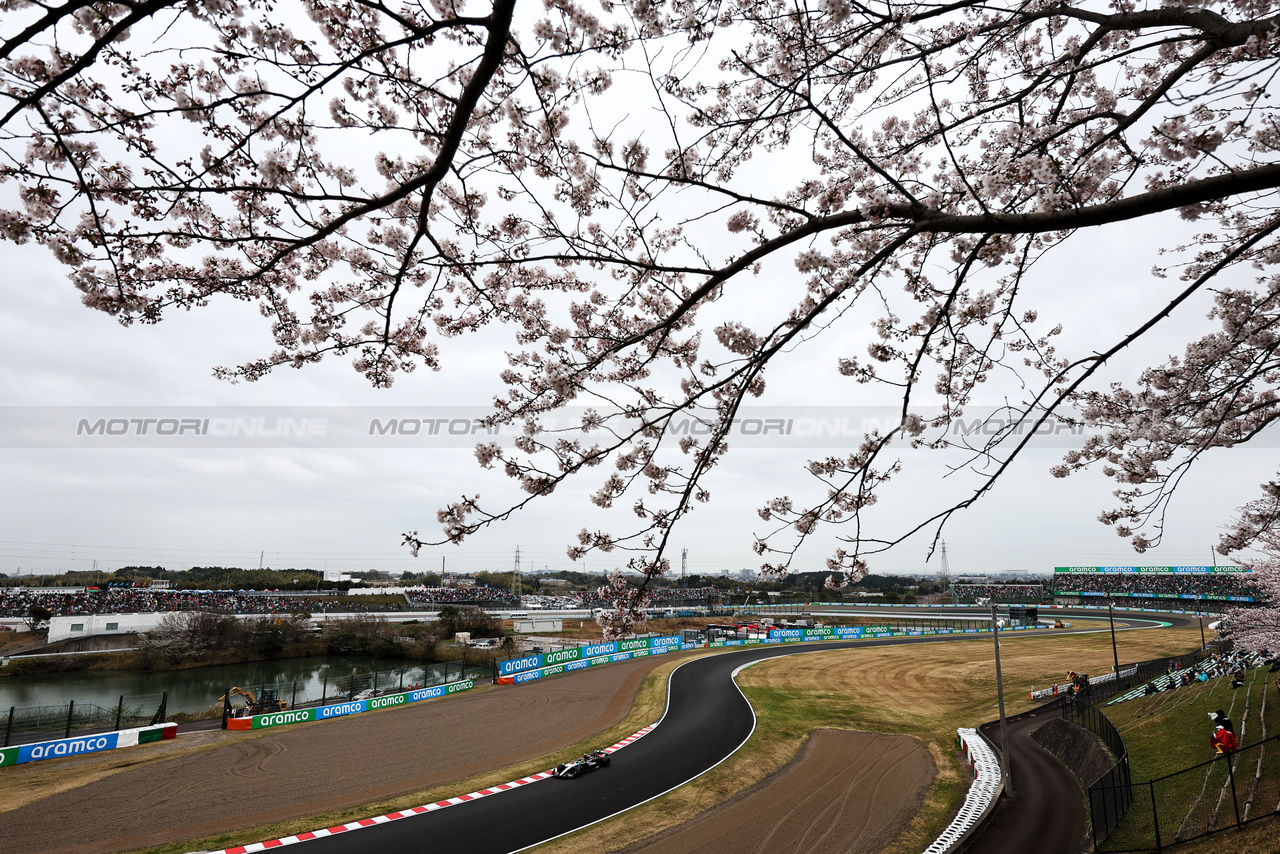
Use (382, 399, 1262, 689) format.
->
(0, 640, 333, 677)
(0, 650, 498, 719)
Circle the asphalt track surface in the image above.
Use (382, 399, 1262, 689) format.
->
(296, 607, 1196, 854)
(970, 711, 1087, 854)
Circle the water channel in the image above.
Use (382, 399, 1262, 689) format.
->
(0, 656, 477, 716)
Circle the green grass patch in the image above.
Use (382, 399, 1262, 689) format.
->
(1097, 665, 1280, 852)
(1108, 666, 1278, 781)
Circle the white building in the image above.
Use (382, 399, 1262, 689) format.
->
(47, 612, 168, 643)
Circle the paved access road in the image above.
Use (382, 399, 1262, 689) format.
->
(296, 608, 1198, 854)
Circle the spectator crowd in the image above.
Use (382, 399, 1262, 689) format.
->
(952, 584, 1047, 602)
(952, 573, 1258, 604)
(0, 588, 407, 617)
(404, 587, 521, 608)
(1051, 573, 1255, 600)
(577, 586, 723, 609)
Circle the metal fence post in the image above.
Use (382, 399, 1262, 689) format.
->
(1150, 780, 1161, 852)
(65, 700, 75, 739)
(291, 681, 297, 709)
(115, 696, 124, 731)
(1226, 755, 1242, 830)
(4, 706, 13, 747)
(1089, 787, 1099, 853)
(155, 692, 167, 725)
(221, 686, 231, 730)
(1100, 778, 1110, 840)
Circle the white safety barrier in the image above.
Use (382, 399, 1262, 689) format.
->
(1028, 665, 1139, 700)
(920, 727, 1003, 854)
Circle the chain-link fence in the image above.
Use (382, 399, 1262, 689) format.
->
(2, 693, 168, 746)
(1057, 645, 1280, 852)
(1063, 698, 1133, 848)
(1092, 733, 1280, 851)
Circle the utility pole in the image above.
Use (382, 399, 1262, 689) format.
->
(1199, 614, 1207, 648)
(1107, 591, 1120, 676)
(989, 600, 1013, 799)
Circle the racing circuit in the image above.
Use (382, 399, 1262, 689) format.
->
(137, 605, 1199, 854)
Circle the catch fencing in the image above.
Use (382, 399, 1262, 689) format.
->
(1058, 650, 1280, 852)
(219, 658, 487, 727)
(1091, 732, 1280, 851)
(1063, 699, 1133, 849)
(3, 692, 168, 747)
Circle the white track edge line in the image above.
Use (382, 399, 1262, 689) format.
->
(503, 639, 918, 854)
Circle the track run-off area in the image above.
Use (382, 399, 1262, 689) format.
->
(189, 605, 1198, 854)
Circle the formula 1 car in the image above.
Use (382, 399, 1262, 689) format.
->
(553, 750, 611, 778)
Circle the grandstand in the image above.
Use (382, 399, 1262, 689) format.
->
(0, 588, 408, 617)
(951, 582, 1048, 604)
(1050, 566, 1258, 608)
(404, 587, 521, 609)
(0, 584, 726, 617)
(577, 586, 723, 609)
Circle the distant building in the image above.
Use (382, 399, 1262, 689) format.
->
(515, 617, 563, 633)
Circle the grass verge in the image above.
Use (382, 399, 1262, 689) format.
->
(1095, 664, 1280, 852)
(1107, 665, 1280, 781)
(95, 625, 1205, 854)
(528, 626, 1208, 854)
(121, 656, 692, 854)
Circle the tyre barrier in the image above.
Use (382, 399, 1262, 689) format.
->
(225, 678, 476, 731)
(920, 727, 1003, 854)
(0, 721, 176, 768)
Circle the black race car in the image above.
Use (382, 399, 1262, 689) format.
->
(552, 750, 611, 778)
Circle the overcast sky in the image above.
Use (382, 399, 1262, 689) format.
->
(2, 204, 1269, 583)
(0, 10, 1272, 584)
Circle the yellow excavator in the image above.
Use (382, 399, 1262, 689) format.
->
(215, 687, 288, 715)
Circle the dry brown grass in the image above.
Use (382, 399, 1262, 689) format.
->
(1172, 813, 1280, 854)
(0, 729, 261, 815)
(123, 655, 697, 854)
(533, 627, 1209, 854)
(745, 627, 1212, 726)
(108, 625, 1209, 854)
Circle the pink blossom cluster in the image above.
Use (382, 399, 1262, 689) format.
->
(1, 0, 1279, 632)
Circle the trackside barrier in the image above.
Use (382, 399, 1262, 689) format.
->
(225, 679, 476, 731)
(920, 727, 1003, 854)
(499, 624, 1042, 685)
(1030, 666, 1139, 701)
(498, 602, 1212, 682)
(0, 722, 176, 768)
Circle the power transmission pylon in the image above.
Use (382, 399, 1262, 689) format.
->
(937, 540, 952, 592)
(513, 547, 522, 605)
(681, 548, 687, 590)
